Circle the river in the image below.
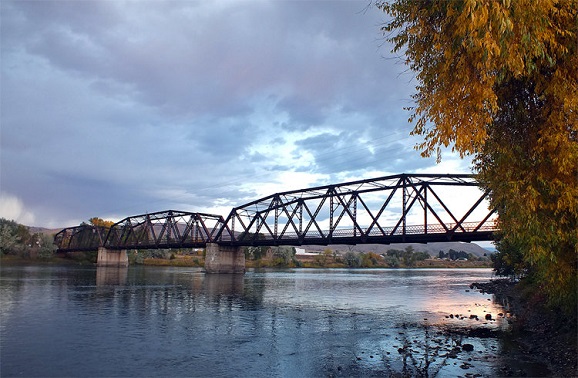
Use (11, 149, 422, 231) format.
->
(0, 266, 534, 377)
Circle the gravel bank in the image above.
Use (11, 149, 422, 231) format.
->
(471, 280, 577, 377)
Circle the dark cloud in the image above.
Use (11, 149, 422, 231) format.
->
(0, 0, 464, 227)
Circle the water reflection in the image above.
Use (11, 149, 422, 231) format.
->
(96, 267, 128, 286)
(1, 266, 524, 377)
(203, 273, 244, 297)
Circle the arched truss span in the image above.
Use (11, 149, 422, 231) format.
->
(216, 173, 497, 246)
(53, 225, 109, 252)
(103, 210, 226, 250)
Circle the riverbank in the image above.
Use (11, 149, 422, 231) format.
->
(471, 280, 577, 377)
(0, 253, 493, 269)
(139, 254, 491, 269)
(0, 254, 80, 265)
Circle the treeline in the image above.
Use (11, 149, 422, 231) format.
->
(342, 246, 430, 268)
(438, 249, 482, 261)
(243, 246, 428, 268)
(244, 246, 300, 267)
(0, 217, 117, 264)
(241, 245, 486, 269)
(0, 218, 56, 259)
(129, 248, 204, 266)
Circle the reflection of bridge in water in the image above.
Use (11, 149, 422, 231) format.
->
(54, 173, 498, 272)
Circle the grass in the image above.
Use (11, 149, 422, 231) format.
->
(142, 256, 204, 267)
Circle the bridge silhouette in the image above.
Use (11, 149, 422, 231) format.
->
(54, 173, 497, 254)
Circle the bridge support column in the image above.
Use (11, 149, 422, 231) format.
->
(205, 243, 245, 274)
(97, 247, 129, 267)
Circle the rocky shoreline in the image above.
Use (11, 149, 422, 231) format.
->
(470, 280, 577, 377)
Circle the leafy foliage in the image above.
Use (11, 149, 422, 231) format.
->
(88, 217, 115, 228)
(0, 222, 21, 255)
(343, 251, 361, 267)
(490, 236, 526, 279)
(379, 0, 578, 312)
(0, 218, 56, 258)
(271, 246, 297, 266)
(0, 218, 31, 255)
(360, 252, 382, 267)
(244, 245, 269, 260)
(36, 233, 57, 258)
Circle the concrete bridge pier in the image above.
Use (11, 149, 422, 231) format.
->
(205, 243, 245, 274)
(97, 247, 129, 267)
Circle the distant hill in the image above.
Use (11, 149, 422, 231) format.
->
(27, 226, 61, 235)
(302, 242, 493, 258)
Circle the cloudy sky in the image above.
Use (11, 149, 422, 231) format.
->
(1, 0, 473, 228)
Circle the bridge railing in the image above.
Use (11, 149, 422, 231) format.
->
(220, 220, 497, 246)
(215, 173, 498, 246)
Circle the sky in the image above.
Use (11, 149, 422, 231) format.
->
(1, 0, 475, 229)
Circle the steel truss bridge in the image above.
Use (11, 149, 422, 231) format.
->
(54, 173, 498, 252)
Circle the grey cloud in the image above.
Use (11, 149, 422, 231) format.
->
(7, 0, 403, 121)
(0, 0, 449, 227)
(189, 117, 256, 159)
(294, 131, 429, 175)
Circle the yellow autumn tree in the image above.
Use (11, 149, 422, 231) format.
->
(89, 217, 115, 228)
(379, 0, 578, 311)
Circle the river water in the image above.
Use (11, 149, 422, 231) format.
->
(0, 266, 525, 377)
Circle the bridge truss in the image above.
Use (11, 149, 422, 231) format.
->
(103, 210, 227, 250)
(55, 211, 227, 252)
(54, 225, 109, 252)
(54, 174, 498, 252)
(216, 173, 497, 246)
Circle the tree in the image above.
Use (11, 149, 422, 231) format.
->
(35, 233, 57, 259)
(343, 251, 361, 267)
(386, 249, 403, 258)
(379, 0, 578, 311)
(414, 251, 430, 262)
(361, 252, 381, 267)
(271, 246, 296, 266)
(89, 217, 115, 228)
(491, 236, 526, 279)
(0, 218, 56, 259)
(0, 218, 32, 255)
(245, 246, 268, 260)
(402, 246, 417, 267)
(0, 223, 19, 255)
(322, 248, 333, 264)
